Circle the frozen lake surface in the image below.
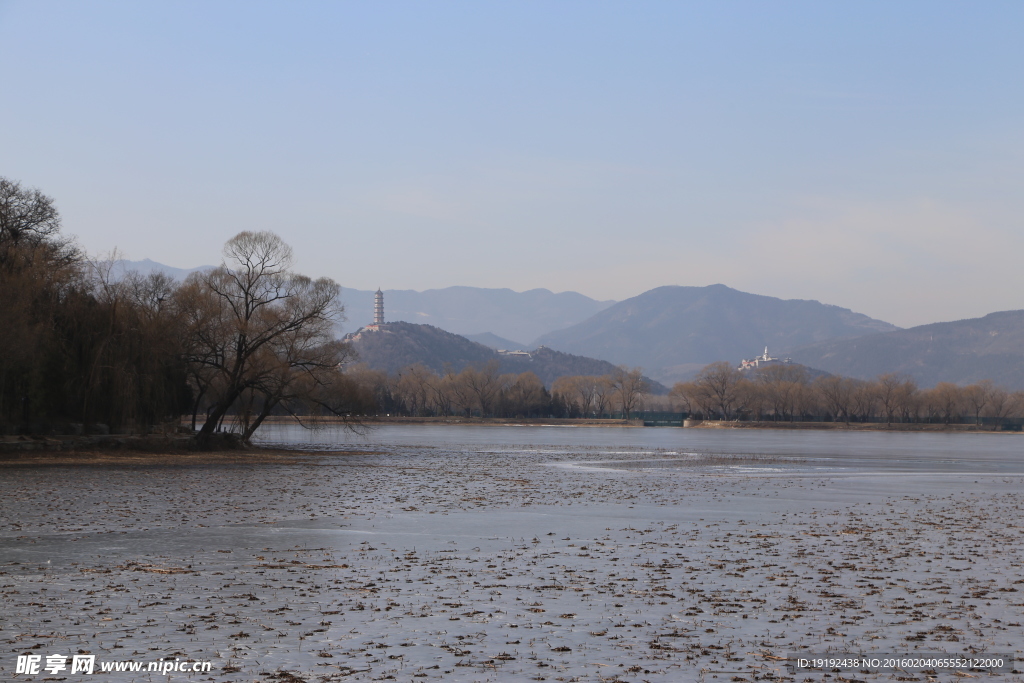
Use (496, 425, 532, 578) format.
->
(2, 425, 1023, 682)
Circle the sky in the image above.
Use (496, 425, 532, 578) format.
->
(1, 1, 1022, 328)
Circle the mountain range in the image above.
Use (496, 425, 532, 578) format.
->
(788, 310, 1024, 389)
(121, 259, 1024, 389)
(112, 258, 215, 281)
(115, 259, 614, 344)
(337, 286, 614, 344)
(535, 285, 898, 384)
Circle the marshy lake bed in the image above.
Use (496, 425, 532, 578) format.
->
(2, 426, 1023, 682)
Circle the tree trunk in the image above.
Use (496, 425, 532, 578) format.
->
(242, 398, 279, 443)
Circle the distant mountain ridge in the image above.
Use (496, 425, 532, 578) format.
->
(110, 258, 215, 280)
(788, 310, 1024, 389)
(535, 284, 899, 384)
(120, 260, 617, 345)
(346, 322, 667, 392)
(339, 286, 615, 344)
(131, 260, 1024, 389)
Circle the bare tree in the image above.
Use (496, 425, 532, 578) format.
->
(740, 378, 767, 420)
(961, 380, 993, 429)
(611, 366, 648, 418)
(669, 381, 694, 415)
(0, 178, 64, 250)
(444, 366, 475, 417)
(551, 376, 580, 417)
(673, 380, 717, 419)
(592, 376, 614, 417)
(877, 373, 916, 425)
(850, 380, 879, 422)
(925, 382, 964, 424)
(568, 376, 602, 417)
(693, 361, 742, 420)
(755, 365, 808, 421)
(898, 382, 922, 423)
(235, 319, 356, 441)
(814, 375, 854, 423)
(1011, 392, 1024, 419)
(395, 364, 434, 416)
(176, 231, 344, 444)
(343, 364, 391, 415)
(501, 372, 548, 417)
(426, 371, 454, 416)
(986, 386, 1017, 430)
(462, 360, 503, 416)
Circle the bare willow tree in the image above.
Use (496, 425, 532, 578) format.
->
(876, 373, 917, 425)
(754, 364, 808, 421)
(592, 376, 614, 416)
(814, 375, 856, 423)
(922, 382, 964, 424)
(499, 372, 548, 417)
(461, 360, 503, 416)
(444, 365, 475, 417)
(692, 361, 743, 420)
(233, 308, 356, 441)
(986, 386, 1018, 430)
(426, 371, 455, 416)
(394, 364, 434, 416)
(611, 366, 648, 418)
(553, 375, 609, 417)
(176, 231, 347, 444)
(962, 379, 993, 428)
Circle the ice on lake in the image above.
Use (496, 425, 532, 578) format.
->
(2, 425, 1023, 681)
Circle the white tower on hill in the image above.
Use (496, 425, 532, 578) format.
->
(374, 289, 384, 325)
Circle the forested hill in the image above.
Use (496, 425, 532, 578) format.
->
(535, 284, 899, 384)
(345, 322, 667, 392)
(788, 310, 1024, 389)
(346, 322, 494, 375)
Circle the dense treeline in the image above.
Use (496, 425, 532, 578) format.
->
(673, 362, 1024, 427)
(0, 178, 190, 434)
(347, 362, 650, 419)
(0, 178, 366, 442)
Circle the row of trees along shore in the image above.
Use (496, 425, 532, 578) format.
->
(351, 363, 649, 419)
(672, 362, 1024, 428)
(349, 360, 1024, 429)
(3, 177, 1023, 442)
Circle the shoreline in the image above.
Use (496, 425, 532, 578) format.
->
(3, 416, 1015, 461)
(266, 415, 1018, 433)
(685, 418, 1019, 432)
(355, 415, 642, 427)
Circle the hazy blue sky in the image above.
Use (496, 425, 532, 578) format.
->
(2, 1, 1022, 327)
